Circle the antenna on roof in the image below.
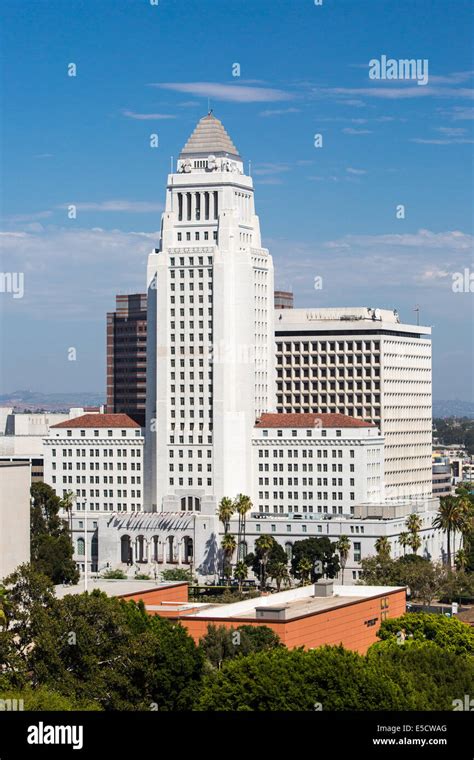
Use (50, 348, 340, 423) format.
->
(207, 97, 212, 115)
(414, 305, 420, 326)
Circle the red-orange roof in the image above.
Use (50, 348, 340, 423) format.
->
(255, 413, 375, 429)
(51, 414, 141, 429)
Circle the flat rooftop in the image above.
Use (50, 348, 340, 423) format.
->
(54, 579, 186, 599)
(186, 584, 405, 622)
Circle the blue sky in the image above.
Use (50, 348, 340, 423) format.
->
(0, 0, 473, 400)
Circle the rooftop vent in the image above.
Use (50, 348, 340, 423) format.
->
(255, 605, 288, 621)
(313, 580, 334, 598)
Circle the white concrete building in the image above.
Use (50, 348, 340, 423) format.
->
(43, 413, 144, 513)
(46, 115, 444, 583)
(251, 412, 384, 517)
(145, 112, 275, 515)
(275, 307, 432, 500)
(0, 461, 31, 580)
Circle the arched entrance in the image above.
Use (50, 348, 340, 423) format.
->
(121, 535, 132, 565)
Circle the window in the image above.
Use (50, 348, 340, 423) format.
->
(353, 542, 361, 562)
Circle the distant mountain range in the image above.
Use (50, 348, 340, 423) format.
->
(0, 390, 105, 412)
(1, 390, 472, 418)
(433, 400, 474, 419)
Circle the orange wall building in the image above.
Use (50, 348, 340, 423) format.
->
(122, 581, 406, 655)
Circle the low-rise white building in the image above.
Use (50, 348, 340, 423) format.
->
(252, 412, 384, 517)
(43, 413, 144, 513)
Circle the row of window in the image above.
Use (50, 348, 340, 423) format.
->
(169, 478, 212, 486)
(61, 429, 141, 438)
(259, 464, 356, 473)
(258, 491, 354, 501)
(58, 462, 140, 471)
(54, 475, 141, 485)
(277, 341, 380, 352)
(53, 449, 142, 457)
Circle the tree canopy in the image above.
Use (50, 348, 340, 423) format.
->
(30, 482, 79, 585)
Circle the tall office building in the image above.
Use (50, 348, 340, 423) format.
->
(274, 307, 432, 499)
(145, 113, 276, 513)
(106, 294, 147, 426)
(274, 290, 294, 310)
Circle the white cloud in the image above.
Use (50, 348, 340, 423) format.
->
(57, 200, 164, 213)
(150, 82, 292, 103)
(253, 163, 290, 176)
(410, 137, 474, 145)
(122, 110, 176, 120)
(346, 167, 367, 175)
(322, 86, 474, 100)
(6, 211, 53, 222)
(324, 229, 473, 252)
(342, 127, 373, 135)
(259, 107, 300, 117)
(0, 226, 157, 318)
(435, 126, 468, 136)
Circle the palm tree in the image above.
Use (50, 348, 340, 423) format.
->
(407, 532, 422, 555)
(234, 561, 248, 593)
(61, 490, 76, 536)
(406, 513, 423, 556)
(218, 497, 234, 534)
(458, 498, 474, 550)
(336, 536, 351, 585)
(269, 561, 290, 592)
(375, 536, 391, 559)
(455, 548, 468, 572)
(399, 532, 410, 556)
(255, 534, 273, 591)
(297, 557, 313, 586)
(234, 494, 252, 561)
(433, 496, 462, 567)
(221, 533, 236, 584)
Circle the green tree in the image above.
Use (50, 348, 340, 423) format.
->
(234, 494, 252, 561)
(406, 513, 422, 556)
(433, 496, 463, 567)
(377, 612, 474, 656)
(359, 554, 396, 586)
(218, 497, 234, 534)
(160, 568, 195, 583)
(0, 686, 100, 711)
(27, 591, 204, 710)
(254, 534, 274, 590)
(60, 490, 75, 537)
(291, 537, 340, 583)
(367, 638, 474, 710)
(221, 534, 236, 584)
(233, 561, 248, 592)
(398, 532, 410, 556)
(269, 561, 290, 592)
(297, 557, 312, 586)
(336, 536, 351, 585)
(196, 646, 415, 711)
(199, 624, 282, 670)
(375, 536, 391, 559)
(30, 482, 79, 584)
(245, 536, 287, 589)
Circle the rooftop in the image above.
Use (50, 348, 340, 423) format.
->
(51, 413, 141, 429)
(255, 413, 375, 429)
(185, 583, 405, 622)
(180, 112, 240, 159)
(54, 579, 187, 599)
